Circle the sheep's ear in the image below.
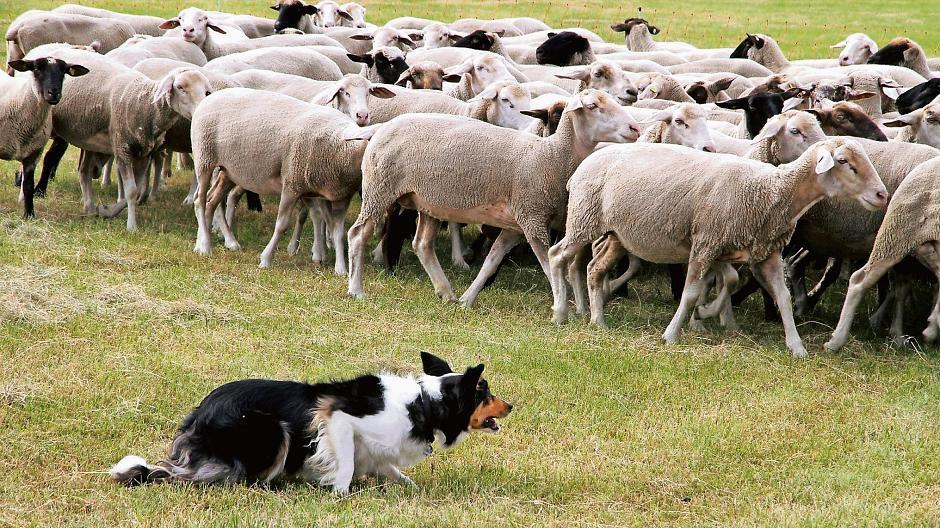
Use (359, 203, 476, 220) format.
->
(815, 149, 835, 174)
(7, 59, 34, 73)
(709, 76, 736, 93)
(89, 40, 102, 53)
(648, 24, 660, 35)
(521, 108, 550, 122)
(397, 35, 416, 48)
(555, 68, 591, 81)
(491, 30, 505, 37)
(883, 111, 921, 127)
(472, 85, 501, 101)
(349, 33, 374, 41)
(639, 108, 674, 124)
(830, 38, 848, 49)
(805, 108, 827, 124)
(448, 33, 465, 43)
(347, 53, 373, 66)
(66, 64, 90, 77)
(441, 73, 463, 83)
(610, 23, 627, 32)
(752, 116, 785, 142)
(312, 84, 341, 105)
(338, 9, 354, 21)
(207, 22, 227, 34)
(270, 4, 280, 10)
(865, 40, 879, 54)
(343, 123, 381, 141)
(845, 90, 876, 101)
(159, 18, 181, 30)
(566, 95, 584, 111)
(420, 351, 453, 376)
(408, 31, 424, 41)
(394, 70, 412, 86)
(781, 96, 805, 112)
(880, 85, 901, 100)
(153, 74, 176, 105)
(715, 97, 746, 110)
(369, 85, 396, 98)
(443, 61, 473, 78)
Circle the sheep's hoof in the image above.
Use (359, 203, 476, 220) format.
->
(452, 259, 471, 271)
(333, 267, 347, 277)
(590, 316, 608, 329)
(687, 318, 706, 333)
(224, 240, 242, 251)
(891, 334, 911, 348)
(182, 196, 195, 206)
(193, 245, 211, 256)
(662, 332, 680, 345)
(347, 291, 365, 300)
(790, 344, 808, 359)
(286, 241, 300, 256)
(458, 295, 475, 309)
(823, 339, 841, 352)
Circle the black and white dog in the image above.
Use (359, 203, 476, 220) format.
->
(110, 353, 512, 495)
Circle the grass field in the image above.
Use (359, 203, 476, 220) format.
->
(3, 1, 940, 526)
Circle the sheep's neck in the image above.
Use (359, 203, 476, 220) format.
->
(627, 28, 655, 52)
(488, 39, 511, 61)
(550, 111, 599, 170)
(663, 82, 694, 103)
(775, 153, 828, 224)
(758, 41, 791, 73)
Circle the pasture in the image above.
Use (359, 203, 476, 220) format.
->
(2, 0, 940, 526)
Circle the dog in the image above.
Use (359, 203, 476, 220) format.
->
(109, 352, 512, 495)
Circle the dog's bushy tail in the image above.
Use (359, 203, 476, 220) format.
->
(109, 455, 172, 486)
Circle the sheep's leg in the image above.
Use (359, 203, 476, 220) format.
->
(825, 259, 899, 351)
(259, 188, 301, 268)
(788, 249, 812, 316)
(35, 136, 68, 198)
(869, 281, 896, 330)
(548, 235, 580, 324)
(347, 217, 377, 299)
(459, 230, 524, 308)
(286, 199, 310, 257)
(450, 223, 470, 270)
(137, 157, 153, 206)
(327, 198, 352, 276)
(585, 236, 628, 328)
(193, 162, 215, 256)
(205, 170, 240, 251)
(668, 264, 685, 301)
(18, 151, 40, 218)
(224, 186, 245, 233)
(526, 235, 552, 279)
(567, 245, 591, 315)
(183, 172, 198, 205)
(914, 242, 940, 343)
(77, 151, 103, 216)
(753, 254, 806, 358)
(662, 260, 707, 344)
(687, 269, 715, 332)
(802, 258, 844, 315)
(311, 198, 331, 264)
(413, 213, 456, 301)
(888, 280, 911, 346)
(697, 264, 739, 320)
(101, 158, 113, 188)
(607, 253, 642, 295)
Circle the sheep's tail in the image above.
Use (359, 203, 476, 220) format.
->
(109, 455, 174, 486)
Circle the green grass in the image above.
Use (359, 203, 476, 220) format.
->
(3, 1, 940, 526)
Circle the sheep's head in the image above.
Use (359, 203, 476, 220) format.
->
(443, 55, 514, 96)
(452, 29, 499, 51)
(271, 0, 317, 33)
(312, 74, 395, 126)
(348, 47, 408, 85)
(566, 89, 641, 144)
(867, 37, 923, 68)
(471, 81, 533, 130)
(420, 23, 456, 49)
(716, 90, 795, 138)
(642, 103, 716, 152)
(751, 110, 826, 163)
(685, 77, 735, 104)
(395, 61, 445, 90)
(339, 2, 367, 28)
(884, 98, 940, 149)
(896, 78, 940, 115)
(556, 61, 637, 105)
(832, 33, 878, 66)
(152, 68, 214, 119)
(160, 8, 226, 46)
(9, 57, 89, 105)
(610, 18, 660, 36)
(811, 139, 888, 211)
(312, 0, 353, 28)
(351, 27, 418, 51)
(521, 96, 567, 136)
(637, 74, 685, 102)
(807, 100, 887, 141)
(536, 31, 592, 66)
(730, 33, 769, 60)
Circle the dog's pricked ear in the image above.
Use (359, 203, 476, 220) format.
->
(461, 364, 485, 391)
(421, 352, 453, 375)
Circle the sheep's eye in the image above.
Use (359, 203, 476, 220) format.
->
(837, 158, 848, 164)
(674, 119, 685, 127)
(789, 127, 800, 135)
(926, 116, 938, 124)
(594, 72, 603, 78)
(585, 103, 598, 110)
(501, 98, 510, 103)
(205, 90, 211, 97)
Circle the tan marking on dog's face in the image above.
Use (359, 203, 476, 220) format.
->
(470, 394, 512, 433)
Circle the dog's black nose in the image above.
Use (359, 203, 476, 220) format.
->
(507, 403, 513, 412)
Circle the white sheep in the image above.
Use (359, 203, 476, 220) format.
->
(637, 103, 718, 152)
(105, 37, 208, 68)
(204, 47, 343, 80)
(51, 4, 165, 37)
(825, 156, 940, 350)
(548, 138, 889, 358)
(440, 54, 516, 100)
(346, 89, 642, 305)
(884, 98, 940, 148)
(832, 33, 878, 66)
(339, 3, 367, 28)
(190, 88, 378, 273)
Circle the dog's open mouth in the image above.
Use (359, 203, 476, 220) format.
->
(481, 417, 500, 432)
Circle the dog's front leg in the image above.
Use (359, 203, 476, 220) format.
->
(377, 464, 416, 488)
(328, 414, 356, 496)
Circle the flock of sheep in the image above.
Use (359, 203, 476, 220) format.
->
(4, 3, 940, 357)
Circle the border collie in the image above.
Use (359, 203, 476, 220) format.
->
(109, 353, 512, 495)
